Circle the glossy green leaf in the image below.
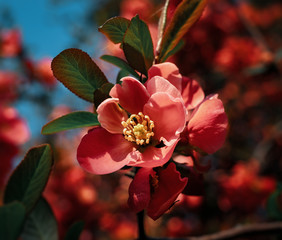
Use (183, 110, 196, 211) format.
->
(0, 202, 26, 240)
(122, 15, 154, 76)
(21, 198, 58, 240)
(157, 0, 207, 63)
(94, 82, 114, 109)
(116, 69, 129, 84)
(64, 221, 84, 240)
(42, 111, 99, 135)
(161, 39, 185, 62)
(51, 48, 108, 102)
(98, 17, 130, 44)
(4, 144, 53, 213)
(100, 55, 139, 79)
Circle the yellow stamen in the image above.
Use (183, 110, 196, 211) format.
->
(121, 112, 154, 146)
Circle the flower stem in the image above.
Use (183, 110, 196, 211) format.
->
(137, 210, 147, 240)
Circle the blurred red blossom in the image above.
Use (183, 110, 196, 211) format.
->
(35, 58, 57, 87)
(217, 160, 276, 212)
(214, 36, 265, 73)
(0, 105, 29, 146)
(166, 216, 193, 237)
(0, 71, 18, 102)
(240, 2, 282, 28)
(0, 29, 22, 57)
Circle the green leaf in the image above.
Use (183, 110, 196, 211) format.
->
(116, 69, 129, 84)
(51, 48, 108, 102)
(0, 202, 26, 240)
(157, 0, 207, 63)
(122, 15, 154, 76)
(161, 39, 185, 62)
(64, 221, 84, 240)
(42, 111, 99, 135)
(267, 183, 282, 220)
(100, 55, 139, 79)
(21, 197, 58, 240)
(94, 82, 114, 109)
(4, 144, 53, 213)
(98, 16, 130, 44)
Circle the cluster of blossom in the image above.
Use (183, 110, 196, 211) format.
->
(94, 0, 281, 232)
(217, 160, 276, 213)
(0, 28, 56, 87)
(0, 28, 56, 188)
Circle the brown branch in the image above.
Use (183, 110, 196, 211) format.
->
(148, 221, 282, 240)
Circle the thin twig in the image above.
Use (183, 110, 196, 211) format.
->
(148, 221, 282, 240)
(137, 211, 148, 240)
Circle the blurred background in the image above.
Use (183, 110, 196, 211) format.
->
(0, 0, 282, 239)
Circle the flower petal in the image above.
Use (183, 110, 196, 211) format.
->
(147, 162, 188, 220)
(148, 62, 182, 92)
(77, 127, 135, 174)
(144, 92, 186, 146)
(128, 167, 153, 213)
(109, 77, 150, 114)
(97, 98, 128, 134)
(187, 98, 228, 154)
(130, 140, 178, 168)
(182, 77, 204, 110)
(145, 76, 182, 100)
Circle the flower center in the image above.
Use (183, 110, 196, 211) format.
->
(121, 112, 154, 145)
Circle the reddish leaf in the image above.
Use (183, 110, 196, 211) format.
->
(51, 48, 108, 102)
(157, 0, 207, 63)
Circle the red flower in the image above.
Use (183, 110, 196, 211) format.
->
(148, 62, 228, 154)
(77, 75, 187, 174)
(128, 162, 188, 220)
(148, 62, 205, 110)
(187, 95, 228, 154)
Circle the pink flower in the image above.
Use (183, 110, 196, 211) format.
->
(128, 162, 188, 220)
(187, 95, 228, 154)
(148, 62, 228, 154)
(77, 76, 187, 174)
(148, 62, 205, 110)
